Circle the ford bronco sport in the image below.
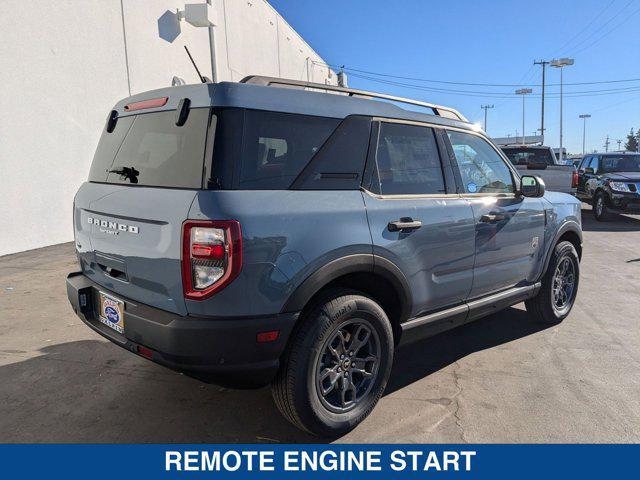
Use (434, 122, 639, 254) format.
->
(67, 76, 583, 436)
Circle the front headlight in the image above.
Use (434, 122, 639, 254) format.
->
(609, 181, 631, 192)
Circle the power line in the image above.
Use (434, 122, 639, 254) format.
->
(553, 0, 616, 56)
(310, 60, 640, 88)
(346, 72, 640, 99)
(566, 0, 637, 55)
(572, 3, 640, 55)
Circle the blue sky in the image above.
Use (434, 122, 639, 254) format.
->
(269, 0, 640, 154)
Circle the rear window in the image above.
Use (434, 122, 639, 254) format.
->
(211, 109, 340, 189)
(501, 147, 555, 166)
(89, 109, 210, 188)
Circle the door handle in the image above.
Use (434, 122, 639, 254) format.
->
(480, 213, 506, 223)
(388, 218, 422, 232)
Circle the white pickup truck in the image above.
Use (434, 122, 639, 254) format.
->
(500, 145, 578, 194)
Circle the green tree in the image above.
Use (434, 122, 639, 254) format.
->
(624, 128, 638, 152)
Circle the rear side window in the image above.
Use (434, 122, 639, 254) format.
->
(236, 110, 340, 189)
(292, 116, 372, 190)
(89, 109, 210, 188)
(373, 122, 445, 195)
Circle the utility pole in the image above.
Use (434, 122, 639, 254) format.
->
(617, 139, 622, 151)
(515, 89, 532, 145)
(481, 104, 494, 132)
(579, 114, 591, 155)
(534, 60, 550, 145)
(604, 135, 610, 152)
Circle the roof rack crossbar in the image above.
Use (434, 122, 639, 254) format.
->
(240, 75, 468, 122)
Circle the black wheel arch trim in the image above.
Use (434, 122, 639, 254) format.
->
(540, 221, 582, 280)
(281, 254, 412, 322)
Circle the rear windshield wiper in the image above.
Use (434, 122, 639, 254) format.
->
(108, 166, 139, 184)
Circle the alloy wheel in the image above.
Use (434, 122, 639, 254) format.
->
(314, 319, 380, 413)
(552, 257, 576, 312)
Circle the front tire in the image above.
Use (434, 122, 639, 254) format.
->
(593, 191, 609, 221)
(525, 241, 579, 324)
(272, 290, 394, 437)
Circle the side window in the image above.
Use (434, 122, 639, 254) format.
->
(237, 110, 340, 189)
(578, 156, 590, 172)
(589, 156, 599, 173)
(374, 122, 445, 195)
(293, 116, 372, 190)
(447, 131, 515, 194)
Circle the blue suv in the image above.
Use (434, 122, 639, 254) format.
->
(67, 77, 583, 436)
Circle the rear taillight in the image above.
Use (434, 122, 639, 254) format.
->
(181, 220, 242, 300)
(572, 170, 579, 188)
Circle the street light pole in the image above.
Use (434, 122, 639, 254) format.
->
(515, 88, 532, 145)
(551, 58, 574, 164)
(481, 104, 494, 132)
(534, 60, 550, 145)
(579, 114, 591, 155)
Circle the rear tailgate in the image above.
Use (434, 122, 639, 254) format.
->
(515, 165, 576, 193)
(74, 104, 212, 315)
(75, 183, 197, 315)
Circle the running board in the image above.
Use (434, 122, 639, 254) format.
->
(399, 283, 541, 345)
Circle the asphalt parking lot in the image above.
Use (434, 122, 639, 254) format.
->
(1, 206, 639, 443)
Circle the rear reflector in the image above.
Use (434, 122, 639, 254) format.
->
(137, 345, 153, 359)
(257, 331, 280, 343)
(124, 97, 169, 112)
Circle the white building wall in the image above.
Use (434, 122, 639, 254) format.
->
(0, 0, 335, 256)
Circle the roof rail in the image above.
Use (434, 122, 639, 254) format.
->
(240, 75, 468, 122)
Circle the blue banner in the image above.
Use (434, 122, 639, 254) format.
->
(0, 444, 636, 479)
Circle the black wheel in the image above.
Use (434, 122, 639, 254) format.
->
(271, 290, 393, 437)
(593, 191, 609, 221)
(525, 241, 579, 324)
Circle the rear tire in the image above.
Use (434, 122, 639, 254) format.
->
(525, 241, 579, 324)
(593, 191, 609, 221)
(271, 290, 394, 437)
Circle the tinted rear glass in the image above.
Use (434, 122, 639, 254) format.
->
(501, 147, 555, 166)
(89, 109, 210, 188)
(211, 109, 340, 190)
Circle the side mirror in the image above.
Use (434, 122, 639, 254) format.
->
(584, 167, 594, 174)
(519, 175, 545, 198)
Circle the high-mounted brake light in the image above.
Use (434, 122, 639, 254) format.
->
(181, 220, 242, 300)
(572, 170, 579, 188)
(124, 96, 168, 112)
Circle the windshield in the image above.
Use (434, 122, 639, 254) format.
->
(601, 155, 640, 173)
(501, 147, 555, 166)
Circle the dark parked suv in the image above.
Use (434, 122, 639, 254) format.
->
(67, 77, 583, 436)
(575, 152, 640, 220)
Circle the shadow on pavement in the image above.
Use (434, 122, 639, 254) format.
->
(580, 208, 640, 232)
(0, 307, 550, 443)
(387, 307, 550, 394)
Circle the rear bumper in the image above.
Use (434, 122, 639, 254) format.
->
(66, 272, 298, 388)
